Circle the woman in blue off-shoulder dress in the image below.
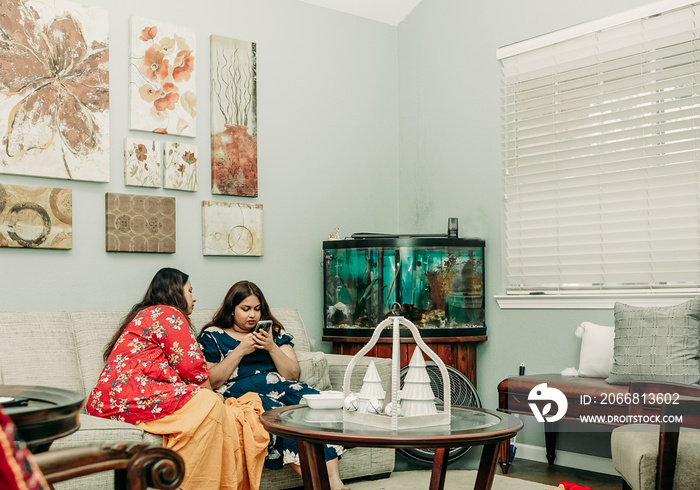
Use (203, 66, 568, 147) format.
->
(197, 280, 349, 490)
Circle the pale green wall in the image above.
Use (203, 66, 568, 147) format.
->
(396, 0, 654, 458)
(2, 0, 665, 466)
(1, 0, 399, 351)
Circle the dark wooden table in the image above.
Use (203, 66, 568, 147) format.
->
(260, 405, 523, 490)
(0, 385, 84, 452)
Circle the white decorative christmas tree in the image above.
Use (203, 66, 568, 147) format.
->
(400, 348, 438, 417)
(356, 360, 385, 414)
(342, 313, 451, 430)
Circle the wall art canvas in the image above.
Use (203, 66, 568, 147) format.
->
(164, 141, 198, 191)
(210, 35, 257, 196)
(0, 183, 72, 249)
(129, 16, 196, 137)
(105, 193, 175, 253)
(124, 138, 162, 188)
(0, 0, 109, 182)
(202, 201, 263, 256)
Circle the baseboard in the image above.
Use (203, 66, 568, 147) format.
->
(513, 443, 618, 476)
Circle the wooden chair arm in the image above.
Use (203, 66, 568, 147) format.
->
(33, 442, 184, 490)
(655, 395, 700, 490)
(627, 381, 700, 416)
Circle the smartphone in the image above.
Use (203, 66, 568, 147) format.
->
(254, 320, 273, 333)
(0, 396, 29, 408)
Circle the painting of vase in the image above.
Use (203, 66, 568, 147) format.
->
(129, 16, 196, 137)
(210, 35, 258, 196)
(0, 0, 109, 182)
(0, 183, 72, 249)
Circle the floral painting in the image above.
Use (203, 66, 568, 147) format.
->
(164, 142, 198, 191)
(124, 138, 161, 188)
(202, 201, 263, 256)
(0, 183, 72, 249)
(129, 17, 196, 137)
(210, 35, 257, 196)
(0, 0, 109, 182)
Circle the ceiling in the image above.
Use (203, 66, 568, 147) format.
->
(297, 0, 423, 26)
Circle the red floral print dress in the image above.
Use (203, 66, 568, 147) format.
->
(87, 305, 209, 424)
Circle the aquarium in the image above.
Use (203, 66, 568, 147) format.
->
(323, 237, 485, 338)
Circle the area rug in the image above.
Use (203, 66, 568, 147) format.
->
(348, 470, 551, 490)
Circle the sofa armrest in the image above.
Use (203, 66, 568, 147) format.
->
(34, 441, 184, 490)
(325, 353, 392, 392)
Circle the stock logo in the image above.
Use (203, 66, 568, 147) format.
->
(527, 383, 568, 423)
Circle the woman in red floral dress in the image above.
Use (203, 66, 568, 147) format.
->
(87, 268, 268, 490)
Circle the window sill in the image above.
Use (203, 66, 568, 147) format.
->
(495, 292, 700, 310)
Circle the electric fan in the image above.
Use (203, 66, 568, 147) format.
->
(397, 361, 482, 463)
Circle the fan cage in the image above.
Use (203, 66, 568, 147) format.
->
(397, 362, 481, 463)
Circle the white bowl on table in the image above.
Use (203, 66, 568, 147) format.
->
(302, 391, 344, 409)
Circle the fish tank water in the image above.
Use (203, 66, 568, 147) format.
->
(323, 237, 485, 338)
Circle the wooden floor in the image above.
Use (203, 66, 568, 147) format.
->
(502, 459, 623, 490)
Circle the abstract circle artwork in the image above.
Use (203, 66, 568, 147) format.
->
(202, 200, 262, 256)
(0, 184, 72, 249)
(105, 193, 176, 253)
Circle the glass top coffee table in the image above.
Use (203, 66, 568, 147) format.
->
(259, 405, 523, 490)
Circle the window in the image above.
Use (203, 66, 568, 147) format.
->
(498, 0, 700, 303)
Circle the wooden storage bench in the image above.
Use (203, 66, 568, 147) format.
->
(497, 374, 630, 474)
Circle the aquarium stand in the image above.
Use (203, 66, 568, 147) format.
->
(323, 335, 485, 388)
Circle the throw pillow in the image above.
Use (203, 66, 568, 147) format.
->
(297, 351, 332, 391)
(606, 297, 700, 385)
(576, 321, 615, 377)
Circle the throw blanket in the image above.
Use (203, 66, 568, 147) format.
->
(138, 390, 269, 490)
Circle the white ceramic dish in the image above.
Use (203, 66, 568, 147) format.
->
(302, 391, 344, 409)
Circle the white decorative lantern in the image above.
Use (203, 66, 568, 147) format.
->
(342, 314, 451, 430)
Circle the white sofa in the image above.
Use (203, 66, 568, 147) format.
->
(0, 308, 395, 489)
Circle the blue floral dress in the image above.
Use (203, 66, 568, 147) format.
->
(198, 327, 343, 469)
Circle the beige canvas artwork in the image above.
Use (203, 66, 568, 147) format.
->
(164, 141, 198, 191)
(202, 201, 263, 256)
(124, 137, 162, 188)
(105, 193, 175, 253)
(0, 0, 109, 182)
(0, 183, 72, 249)
(129, 16, 196, 137)
(210, 35, 257, 196)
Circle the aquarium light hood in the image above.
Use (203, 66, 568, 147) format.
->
(351, 219, 459, 240)
(351, 232, 451, 239)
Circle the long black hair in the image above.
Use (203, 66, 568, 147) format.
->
(203, 280, 282, 334)
(103, 267, 191, 361)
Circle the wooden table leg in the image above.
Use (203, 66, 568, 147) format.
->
(474, 441, 500, 490)
(297, 440, 330, 490)
(544, 422, 558, 465)
(428, 447, 450, 490)
(498, 437, 511, 474)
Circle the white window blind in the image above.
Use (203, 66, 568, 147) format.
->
(499, 1, 700, 294)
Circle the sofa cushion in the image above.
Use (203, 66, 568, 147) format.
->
(188, 308, 217, 333)
(272, 308, 310, 353)
(297, 351, 332, 391)
(50, 414, 161, 448)
(611, 424, 700, 489)
(576, 321, 615, 378)
(607, 297, 700, 385)
(0, 311, 85, 394)
(70, 311, 127, 398)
